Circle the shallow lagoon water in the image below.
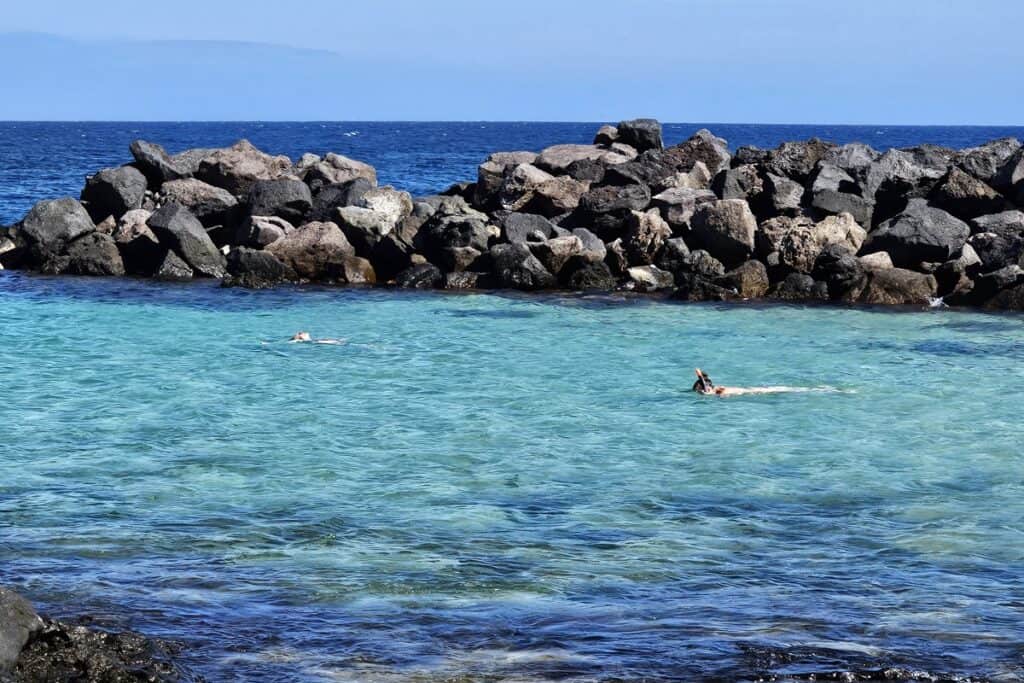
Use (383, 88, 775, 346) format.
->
(1, 272, 1023, 681)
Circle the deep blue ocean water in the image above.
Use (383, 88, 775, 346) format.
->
(2, 121, 1024, 225)
(2, 123, 1024, 682)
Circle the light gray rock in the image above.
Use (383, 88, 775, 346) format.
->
(196, 140, 292, 196)
(689, 199, 757, 267)
(266, 221, 356, 280)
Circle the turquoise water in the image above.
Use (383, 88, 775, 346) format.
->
(1, 271, 1023, 681)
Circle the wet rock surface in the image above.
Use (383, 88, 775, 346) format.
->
(4, 121, 1024, 309)
(1, 587, 196, 683)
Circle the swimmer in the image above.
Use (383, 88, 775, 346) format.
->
(692, 368, 819, 397)
(289, 331, 346, 345)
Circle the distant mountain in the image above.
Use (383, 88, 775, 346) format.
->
(0, 32, 507, 120)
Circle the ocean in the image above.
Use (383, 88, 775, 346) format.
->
(1, 123, 1024, 682)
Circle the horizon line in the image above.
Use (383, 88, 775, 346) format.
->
(1, 120, 1023, 129)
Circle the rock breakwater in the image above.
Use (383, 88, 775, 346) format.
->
(2, 119, 1023, 310)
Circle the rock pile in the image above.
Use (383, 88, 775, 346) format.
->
(3, 119, 1023, 309)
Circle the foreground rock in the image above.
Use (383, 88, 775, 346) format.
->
(5, 124, 1024, 310)
(1, 586, 192, 682)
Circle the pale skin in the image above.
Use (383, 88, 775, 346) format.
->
(290, 331, 346, 345)
(693, 368, 802, 397)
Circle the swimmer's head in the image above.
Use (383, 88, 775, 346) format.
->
(292, 331, 311, 342)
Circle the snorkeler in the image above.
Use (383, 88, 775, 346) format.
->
(693, 368, 726, 396)
(692, 368, 830, 397)
(289, 331, 346, 345)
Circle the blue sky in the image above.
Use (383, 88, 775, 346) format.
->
(1, 0, 1021, 124)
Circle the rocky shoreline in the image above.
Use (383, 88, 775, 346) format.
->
(1, 120, 1023, 310)
(0, 587, 195, 682)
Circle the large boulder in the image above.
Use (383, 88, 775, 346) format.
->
(490, 242, 557, 290)
(147, 203, 227, 278)
(662, 129, 731, 176)
(307, 178, 374, 222)
(80, 166, 147, 222)
(160, 178, 239, 228)
(762, 173, 805, 217)
(567, 261, 616, 291)
(395, 262, 443, 289)
(529, 235, 583, 276)
(593, 125, 619, 146)
(765, 139, 836, 182)
(623, 209, 672, 265)
(769, 272, 829, 301)
(970, 210, 1024, 235)
(335, 186, 414, 255)
(501, 213, 557, 243)
(236, 215, 295, 248)
(812, 243, 869, 301)
(863, 149, 948, 225)
(580, 183, 652, 216)
(929, 168, 1009, 220)
(196, 140, 292, 196)
(777, 213, 867, 274)
(862, 199, 970, 268)
(673, 273, 738, 301)
(651, 187, 717, 232)
(302, 153, 378, 193)
(19, 198, 95, 263)
(224, 247, 294, 287)
(247, 177, 313, 224)
(130, 139, 185, 184)
(967, 231, 1024, 272)
(535, 144, 634, 175)
(64, 233, 125, 276)
(654, 237, 691, 275)
(994, 149, 1024, 204)
(821, 142, 881, 186)
(616, 119, 663, 153)
(956, 137, 1021, 185)
(859, 267, 938, 305)
(498, 163, 588, 216)
(712, 164, 763, 203)
(716, 259, 769, 298)
(474, 151, 538, 209)
(113, 209, 162, 275)
(1, 587, 44, 673)
(688, 199, 757, 267)
(266, 221, 356, 280)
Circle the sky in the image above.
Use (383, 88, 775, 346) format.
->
(1, 0, 1021, 124)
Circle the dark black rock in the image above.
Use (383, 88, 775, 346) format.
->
(154, 250, 194, 281)
(307, 179, 374, 223)
(160, 179, 240, 229)
(395, 262, 443, 289)
(616, 119, 663, 153)
(765, 138, 837, 182)
(733, 145, 769, 166)
(672, 273, 738, 301)
(565, 260, 616, 291)
(579, 183, 651, 215)
(64, 233, 125, 276)
(147, 203, 227, 278)
(762, 173, 805, 217)
(956, 137, 1021, 185)
(19, 198, 96, 266)
(489, 242, 557, 290)
(565, 158, 606, 183)
(1, 587, 44, 674)
(130, 139, 186, 185)
(501, 213, 557, 244)
(80, 166, 147, 222)
(770, 272, 829, 300)
(654, 237, 691, 275)
(247, 178, 313, 224)
(967, 231, 1024, 272)
(862, 199, 970, 268)
(663, 129, 732, 176)
(711, 164, 763, 202)
(224, 247, 294, 287)
(929, 168, 1010, 220)
(812, 243, 868, 301)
